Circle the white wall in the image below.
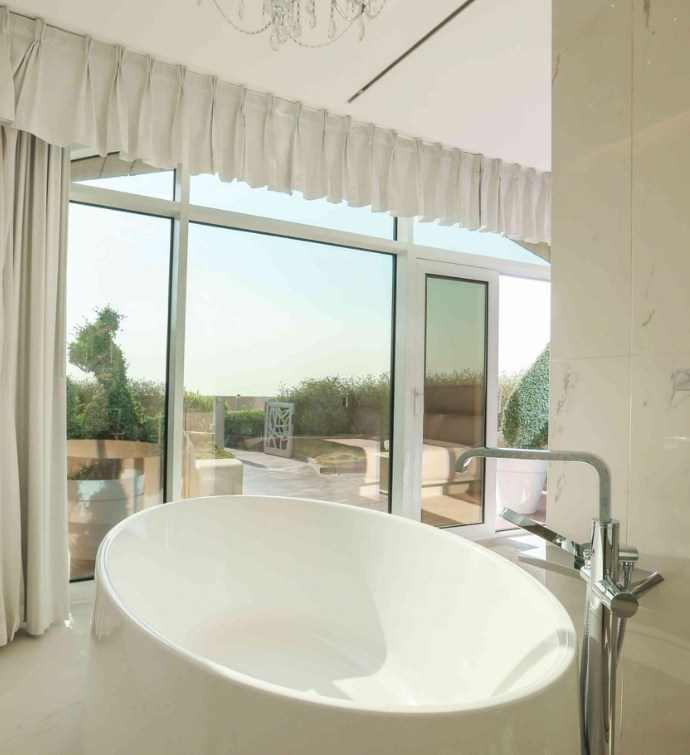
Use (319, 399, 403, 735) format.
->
(550, 1, 690, 751)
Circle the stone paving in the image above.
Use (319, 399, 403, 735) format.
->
(230, 447, 389, 512)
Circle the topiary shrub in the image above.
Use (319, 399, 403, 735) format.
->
(66, 376, 85, 439)
(68, 306, 144, 441)
(498, 371, 525, 428)
(500, 344, 550, 449)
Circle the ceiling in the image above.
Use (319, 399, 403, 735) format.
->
(7, 0, 551, 171)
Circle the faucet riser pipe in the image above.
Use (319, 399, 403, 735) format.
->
(585, 520, 620, 755)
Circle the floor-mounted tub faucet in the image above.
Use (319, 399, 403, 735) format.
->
(456, 447, 663, 755)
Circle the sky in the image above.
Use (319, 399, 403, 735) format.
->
(67, 172, 549, 396)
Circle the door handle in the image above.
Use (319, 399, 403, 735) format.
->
(413, 387, 424, 416)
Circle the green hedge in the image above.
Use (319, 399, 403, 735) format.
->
(184, 391, 214, 412)
(501, 344, 550, 449)
(224, 409, 265, 439)
(67, 363, 541, 449)
(277, 374, 390, 439)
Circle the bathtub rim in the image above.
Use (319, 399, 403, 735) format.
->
(95, 494, 577, 717)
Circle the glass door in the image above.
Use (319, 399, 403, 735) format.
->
(414, 260, 498, 537)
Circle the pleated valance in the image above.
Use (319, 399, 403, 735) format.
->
(0, 7, 551, 244)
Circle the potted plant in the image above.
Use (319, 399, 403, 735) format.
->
(497, 344, 550, 515)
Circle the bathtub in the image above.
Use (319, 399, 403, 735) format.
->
(85, 495, 579, 754)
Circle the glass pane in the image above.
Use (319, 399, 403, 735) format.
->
(190, 174, 394, 238)
(496, 276, 551, 530)
(422, 276, 487, 527)
(66, 205, 171, 579)
(71, 154, 175, 200)
(182, 223, 394, 511)
(414, 221, 549, 266)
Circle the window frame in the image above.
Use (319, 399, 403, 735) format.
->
(68, 160, 550, 532)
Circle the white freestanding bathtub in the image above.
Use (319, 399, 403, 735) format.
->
(85, 495, 579, 754)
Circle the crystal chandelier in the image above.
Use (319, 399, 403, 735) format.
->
(204, 0, 389, 49)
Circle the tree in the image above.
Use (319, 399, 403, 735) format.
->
(68, 306, 144, 440)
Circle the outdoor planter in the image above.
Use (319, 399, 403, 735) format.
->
(496, 457, 547, 515)
(68, 470, 144, 561)
(67, 439, 161, 563)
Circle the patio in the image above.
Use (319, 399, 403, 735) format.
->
(230, 447, 389, 512)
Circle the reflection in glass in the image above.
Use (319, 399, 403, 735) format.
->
(66, 205, 171, 579)
(421, 276, 488, 527)
(182, 223, 394, 511)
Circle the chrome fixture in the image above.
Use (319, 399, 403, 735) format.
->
(203, 0, 388, 49)
(456, 447, 664, 755)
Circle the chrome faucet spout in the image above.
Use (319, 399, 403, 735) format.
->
(456, 446, 613, 523)
(498, 506, 588, 570)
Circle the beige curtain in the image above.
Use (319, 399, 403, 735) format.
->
(0, 126, 69, 646)
(0, 8, 550, 247)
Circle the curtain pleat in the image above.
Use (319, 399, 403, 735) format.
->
(0, 126, 69, 646)
(0, 8, 551, 246)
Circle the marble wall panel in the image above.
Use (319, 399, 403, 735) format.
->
(549, 356, 632, 544)
(552, 0, 690, 749)
(631, 1, 690, 355)
(551, 0, 633, 360)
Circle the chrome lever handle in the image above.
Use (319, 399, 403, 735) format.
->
(630, 571, 664, 598)
(518, 550, 582, 579)
(580, 562, 663, 617)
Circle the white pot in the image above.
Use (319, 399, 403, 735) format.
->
(68, 471, 145, 561)
(496, 457, 547, 515)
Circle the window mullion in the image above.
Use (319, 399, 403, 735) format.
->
(395, 216, 414, 245)
(165, 165, 191, 501)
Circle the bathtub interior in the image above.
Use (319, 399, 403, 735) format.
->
(101, 495, 573, 709)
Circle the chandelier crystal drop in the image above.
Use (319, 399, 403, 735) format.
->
(205, 0, 388, 49)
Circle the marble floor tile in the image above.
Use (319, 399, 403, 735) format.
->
(0, 582, 94, 755)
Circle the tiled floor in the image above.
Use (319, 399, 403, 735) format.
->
(0, 533, 544, 755)
(0, 582, 94, 755)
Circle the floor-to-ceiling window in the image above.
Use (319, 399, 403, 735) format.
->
(65, 155, 549, 579)
(66, 174, 174, 578)
(182, 221, 395, 510)
(66, 159, 397, 579)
